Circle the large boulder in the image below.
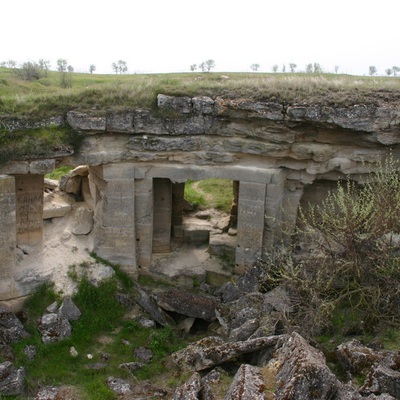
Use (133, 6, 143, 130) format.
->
(57, 297, 81, 321)
(0, 306, 27, 345)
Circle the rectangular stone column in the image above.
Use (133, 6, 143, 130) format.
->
(135, 178, 154, 270)
(263, 170, 286, 250)
(153, 178, 172, 253)
(91, 164, 137, 273)
(235, 182, 267, 273)
(281, 183, 304, 245)
(0, 175, 16, 299)
(15, 174, 44, 246)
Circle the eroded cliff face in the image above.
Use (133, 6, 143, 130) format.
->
(0, 94, 399, 300)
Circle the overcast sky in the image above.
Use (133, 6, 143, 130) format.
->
(2, 0, 399, 76)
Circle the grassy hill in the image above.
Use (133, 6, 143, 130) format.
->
(1, 67, 400, 119)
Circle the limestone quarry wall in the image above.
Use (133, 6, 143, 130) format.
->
(1, 94, 399, 299)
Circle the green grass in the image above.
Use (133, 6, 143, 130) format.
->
(2, 67, 400, 119)
(0, 125, 83, 164)
(185, 178, 233, 213)
(45, 165, 74, 180)
(11, 261, 187, 399)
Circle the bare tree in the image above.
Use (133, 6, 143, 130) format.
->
(282, 64, 286, 73)
(89, 64, 96, 74)
(38, 59, 50, 77)
(190, 64, 197, 72)
(199, 62, 206, 72)
(272, 64, 279, 73)
(67, 65, 74, 73)
(306, 63, 313, 73)
(313, 62, 323, 73)
(334, 65, 340, 74)
(393, 66, 400, 76)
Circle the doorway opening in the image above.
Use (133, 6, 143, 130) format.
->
(151, 178, 239, 284)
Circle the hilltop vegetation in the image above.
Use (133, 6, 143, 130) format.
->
(1, 67, 400, 119)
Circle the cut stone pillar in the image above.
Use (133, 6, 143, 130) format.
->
(153, 178, 172, 253)
(91, 164, 137, 273)
(235, 182, 267, 273)
(135, 178, 154, 270)
(229, 180, 239, 228)
(263, 170, 286, 250)
(15, 174, 44, 246)
(0, 175, 16, 299)
(281, 182, 305, 244)
(172, 182, 185, 227)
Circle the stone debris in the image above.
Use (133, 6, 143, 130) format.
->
(58, 297, 81, 321)
(0, 361, 26, 396)
(134, 347, 153, 363)
(224, 364, 266, 400)
(156, 288, 218, 321)
(172, 372, 202, 400)
(0, 306, 27, 345)
(106, 376, 132, 395)
(38, 313, 72, 344)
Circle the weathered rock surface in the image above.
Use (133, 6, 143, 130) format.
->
(336, 339, 385, 375)
(0, 306, 27, 345)
(106, 376, 132, 395)
(156, 288, 218, 321)
(172, 372, 202, 400)
(224, 364, 266, 400)
(271, 332, 340, 400)
(134, 347, 153, 363)
(58, 297, 81, 321)
(0, 361, 25, 396)
(38, 313, 72, 343)
(172, 335, 282, 372)
(71, 206, 94, 235)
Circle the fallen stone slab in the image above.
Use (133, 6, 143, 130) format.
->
(157, 288, 218, 321)
(0, 306, 27, 345)
(224, 364, 265, 400)
(43, 201, 72, 219)
(172, 335, 283, 372)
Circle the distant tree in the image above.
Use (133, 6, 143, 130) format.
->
(38, 59, 50, 77)
(89, 64, 96, 74)
(112, 60, 128, 74)
(393, 66, 400, 76)
(205, 59, 215, 72)
(282, 64, 286, 73)
(67, 65, 74, 73)
(306, 63, 313, 73)
(250, 63, 260, 72)
(6, 60, 17, 68)
(18, 61, 42, 81)
(369, 66, 377, 76)
(272, 64, 279, 73)
(57, 59, 68, 72)
(289, 63, 297, 73)
(313, 62, 323, 73)
(385, 68, 393, 76)
(190, 64, 197, 72)
(199, 62, 206, 72)
(334, 65, 340, 74)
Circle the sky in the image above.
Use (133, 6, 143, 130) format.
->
(2, 0, 399, 76)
